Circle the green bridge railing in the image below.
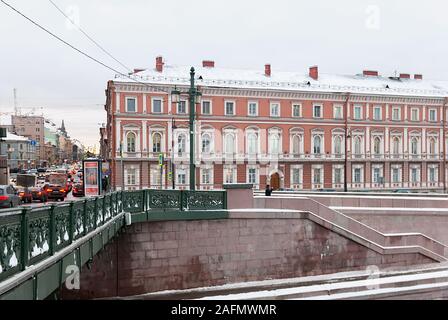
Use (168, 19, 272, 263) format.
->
(0, 189, 227, 289)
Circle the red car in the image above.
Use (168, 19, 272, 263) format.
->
(72, 184, 84, 197)
(44, 184, 66, 201)
(18, 187, 33, 203)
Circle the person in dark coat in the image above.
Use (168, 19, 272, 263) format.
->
(265, 184, 273, 196)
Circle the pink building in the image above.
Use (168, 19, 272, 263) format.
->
(104, 57, 448, 191)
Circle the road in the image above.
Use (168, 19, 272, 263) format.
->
(20, 191, 84, 208)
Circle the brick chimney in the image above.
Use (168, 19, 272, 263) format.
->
(265, 64, 271, 77)
(309, 66, 318, 80)
(202, 60, 215, 68)
(399, 73, 410, 79)
(363, 70, 378, 76)
(155, 56, 164, 72)
(414, 74, 423, 80)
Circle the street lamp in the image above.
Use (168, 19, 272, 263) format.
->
(171, 67, 202, 191)
(171, 118, 177, 190)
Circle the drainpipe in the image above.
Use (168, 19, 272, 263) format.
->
(344, 92, 351, 192)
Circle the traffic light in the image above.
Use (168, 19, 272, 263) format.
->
(158, 153, 164, 166)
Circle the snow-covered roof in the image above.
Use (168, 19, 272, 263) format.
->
(4, 131, 30, 142)
(113, 65, 448, 98)
(0, 114, 12, 126)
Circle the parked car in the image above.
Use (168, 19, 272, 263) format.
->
(17, 187, 33, 203)
(0, 185, 21, 208)
(29, 186, 48, 203)
(44, 184, 66, 201)
(72, 183, 84, 197)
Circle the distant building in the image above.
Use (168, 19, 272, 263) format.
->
(11, 115, 45, 166)
(0, 131, 36, 170)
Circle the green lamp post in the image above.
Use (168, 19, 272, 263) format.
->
(171, 67, 202, 190)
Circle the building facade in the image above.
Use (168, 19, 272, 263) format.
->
(0, 131, 36, 170)
(11, 115, 45, 166)
(105, 57, 448, 191)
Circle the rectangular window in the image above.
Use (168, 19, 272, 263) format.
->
(224, 166, 236, 183)
(292, 168, 301, 184)
(178, 172, 186, 185)
(177, 101, 187, 114)
(333, 105, 343, 119)
(313, 105, 322, 118)
(411, 168, 419, 182)
(354, 105, 362, 120)
(392, 168, 400, 183)
(126, 168, 136, 185)
(334, 168, 342, 184)
(373, 106, 381, 120)
(353, 168, 361, 183)
(201, 168, 211, 184)
(248, 102, 258, 116)
(126, 97, 136, 112)
(429, 167, 436, 182)
(225, 101, 235, 116)
(292, 104, 302, 117)
(202, 101, 211, 115)
(429, 109, 437, 122)
(313, 168, 322, 184)
(270, 103, 280, 117)
(248, 168, 257, 184)
(411, 108, 419, 121)
(392, 107, 401, 121)
(373, 168, 381, 183)
(152, 98, 162, 113)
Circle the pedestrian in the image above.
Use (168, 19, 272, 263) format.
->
(265, 184, 273, 196)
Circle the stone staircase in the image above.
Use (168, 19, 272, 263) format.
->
(253, 195, 448, 262)
(119, 263, 448, 300)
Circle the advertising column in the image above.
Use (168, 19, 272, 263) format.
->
(83, 159, 102, 196)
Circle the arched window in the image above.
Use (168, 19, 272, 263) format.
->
(177, 134, 186, 153)
(429, 137, 436, 155)
(393, 137, 400, 155)
(225, 133, 235, 154)
(270, 134, 280, 154)
(126, 132, 136, 152)
(333, 136, 342, 155)
(292, 135, 301, 154)
(202, 133, 211, 153)
(152, 132, 161, 153)
(411, 137, 418, 155)
(373, 137, 381, 155)
(354, 136, 362, 155)
(247, 133, 258, 154)
(313, 135, 321, 154)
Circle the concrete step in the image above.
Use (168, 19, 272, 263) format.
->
(118, 262, 448, 300)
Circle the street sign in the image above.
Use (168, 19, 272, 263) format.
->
(30, 140, 36, 146)
(158, 153, 164, 166)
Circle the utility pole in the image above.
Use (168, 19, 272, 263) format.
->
(443, 97, 447, 193)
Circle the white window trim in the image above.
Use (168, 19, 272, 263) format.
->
(312, 165, 324, 185)
(311, 133, 325, 155)
(290, 133, 304, 154)
(352, 165, 364, 183)
(223, 165, 237, 184)
(392, 107, 401, 121)
(373, 106, 382, 121)
(410, 107, 419, 121)
(333, 105, 343, 119)
(200, 166, 214, 185)
(149, 130, 165, 153)
(246, 166, 259, 185)
(247, 101, 259, 117)
(151, 97, 163, 113)
(332, 165, 344, 184)
(270, 102, 281, 117)
(428, 108, 437, 122)
(292, 103, 302, 118)
(223, 130, 237, 155)
(201, 100, 213, 115)
(224, 100, 236, 116)
(246, 130, 260, 155)
(313, 103, 323, 119)
(125, 96, 138, 113)
(353, 105, 363, 120)
(391, 166, 402, 183)
(177, 99, 189, 114)
(290, 165, 303, 186)
(332, 134, 344, 155)
(201, 131, 214, 154)
(268, 129, 283, 154)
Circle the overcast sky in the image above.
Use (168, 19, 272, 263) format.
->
(1, 0, 448, 148)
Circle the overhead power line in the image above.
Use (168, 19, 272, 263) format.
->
(48, 0, 132, 73)
(0, 0, 165, 91)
